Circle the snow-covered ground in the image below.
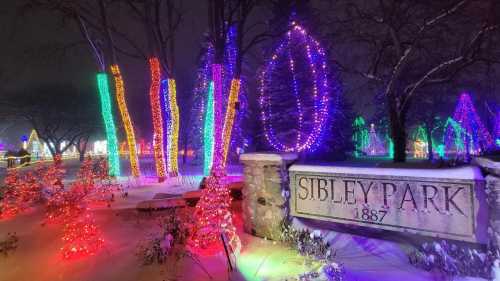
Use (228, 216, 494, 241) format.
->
(0, 159, 489, 280)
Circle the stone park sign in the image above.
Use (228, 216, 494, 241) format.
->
(289, 165, 488, 243)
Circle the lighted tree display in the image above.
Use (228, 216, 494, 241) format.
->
(443, 117, 467, 158)
(365, 124, 386, 156)
(352, 116, 369, 157)
(259, 22, 330, 153)
(189, 40, 214, 167)
(1, 169, 43, 219)
(189, 175, 239, 252)
(445, 93, 494, 158)
(326, 1, 498, 162)
(60, 212, 104, 260)
(411, 126, 428, 159)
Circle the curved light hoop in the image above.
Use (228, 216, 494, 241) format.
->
(259, 24, 329, 152)
(110, 65, 140, 178)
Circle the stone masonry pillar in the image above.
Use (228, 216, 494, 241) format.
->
(239, 153, 297, 240)
(474, 157, 500, 252)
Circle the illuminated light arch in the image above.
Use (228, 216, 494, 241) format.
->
(203, 81, 215, 176)
(259, 22, 330, 153)
(148, 57, 166, 180)
(110, 65, 140, 178)
(96, 73, 120, 176)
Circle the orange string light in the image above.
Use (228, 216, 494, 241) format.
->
(148, 57, 166, 181)
(221, 79, 241, 167)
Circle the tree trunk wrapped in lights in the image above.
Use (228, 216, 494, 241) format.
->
(148, 57, 167, 181)
(110, 64, 140, 178)
(203, 82, 215, 176)
(221, 79, 241, 167)
(167, 79, 180, 176)
(211, 64, 225, 173)
(96, 73, 121, 177)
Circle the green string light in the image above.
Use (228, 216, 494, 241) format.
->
(203, 81, 214, 176)
(352, 116, 369, 158)
(444, 117, 466, 152)
(96, 73, 120, 176)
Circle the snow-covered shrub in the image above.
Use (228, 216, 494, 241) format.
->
(409, 240, 495, 278)
(281, 223, 336, 262)
(299, 262, 345, 281)
(135, 209, 192, 265)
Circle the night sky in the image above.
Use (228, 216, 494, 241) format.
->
(0, 1, 498, 147)
(0, 1, 214, 143)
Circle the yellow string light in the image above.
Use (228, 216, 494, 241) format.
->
(167, 79, 179, 175)
(221, 79, 241, 167)
(110, 65, 141, 178)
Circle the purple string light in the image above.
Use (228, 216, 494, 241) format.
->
(445, 92, 494, 156)
(212, 64, 224, 171)
(259, 22, 330, 152)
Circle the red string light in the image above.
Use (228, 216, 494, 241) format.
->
(148, 57, 167, 181)
(189, 175, 239, 252)
(60, 212, 104, 260)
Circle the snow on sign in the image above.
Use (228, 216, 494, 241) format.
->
(289, 165, 488, 243)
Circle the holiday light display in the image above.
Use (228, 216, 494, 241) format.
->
(0, 169, 21, 218)
(27, 130, 45, 160)
(388, 137, 394, 159)
(110, 65, 140, 178)
(203, 82, 215, 176)
(365, 124, 386, 156)
(259, 22, 330, 152)
(211, 64, 224, 173)
(0, 168, 44, 219)
(445, 93, 493, 157)
(352, 116, 369, 157)
(96, 73, 120, 176)
(190, 175, 239, 251)
(444, 117, 467, 156)
(148, 57, 167, 180)
(229, 80, 250, 161)
(60, 212, 104, 260)
(412, 126, 428, 158)
(221, 79, 241, 167)
(189, 43, 214, 167)
(167, 79, 180, 175)
(160, 78, 179, 176)
(138, 139, 152, 155)
(160, 79, 172, 172)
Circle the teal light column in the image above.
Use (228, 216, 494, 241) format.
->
(96, 73, 121, 176)
(203, 81, 215, 176)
